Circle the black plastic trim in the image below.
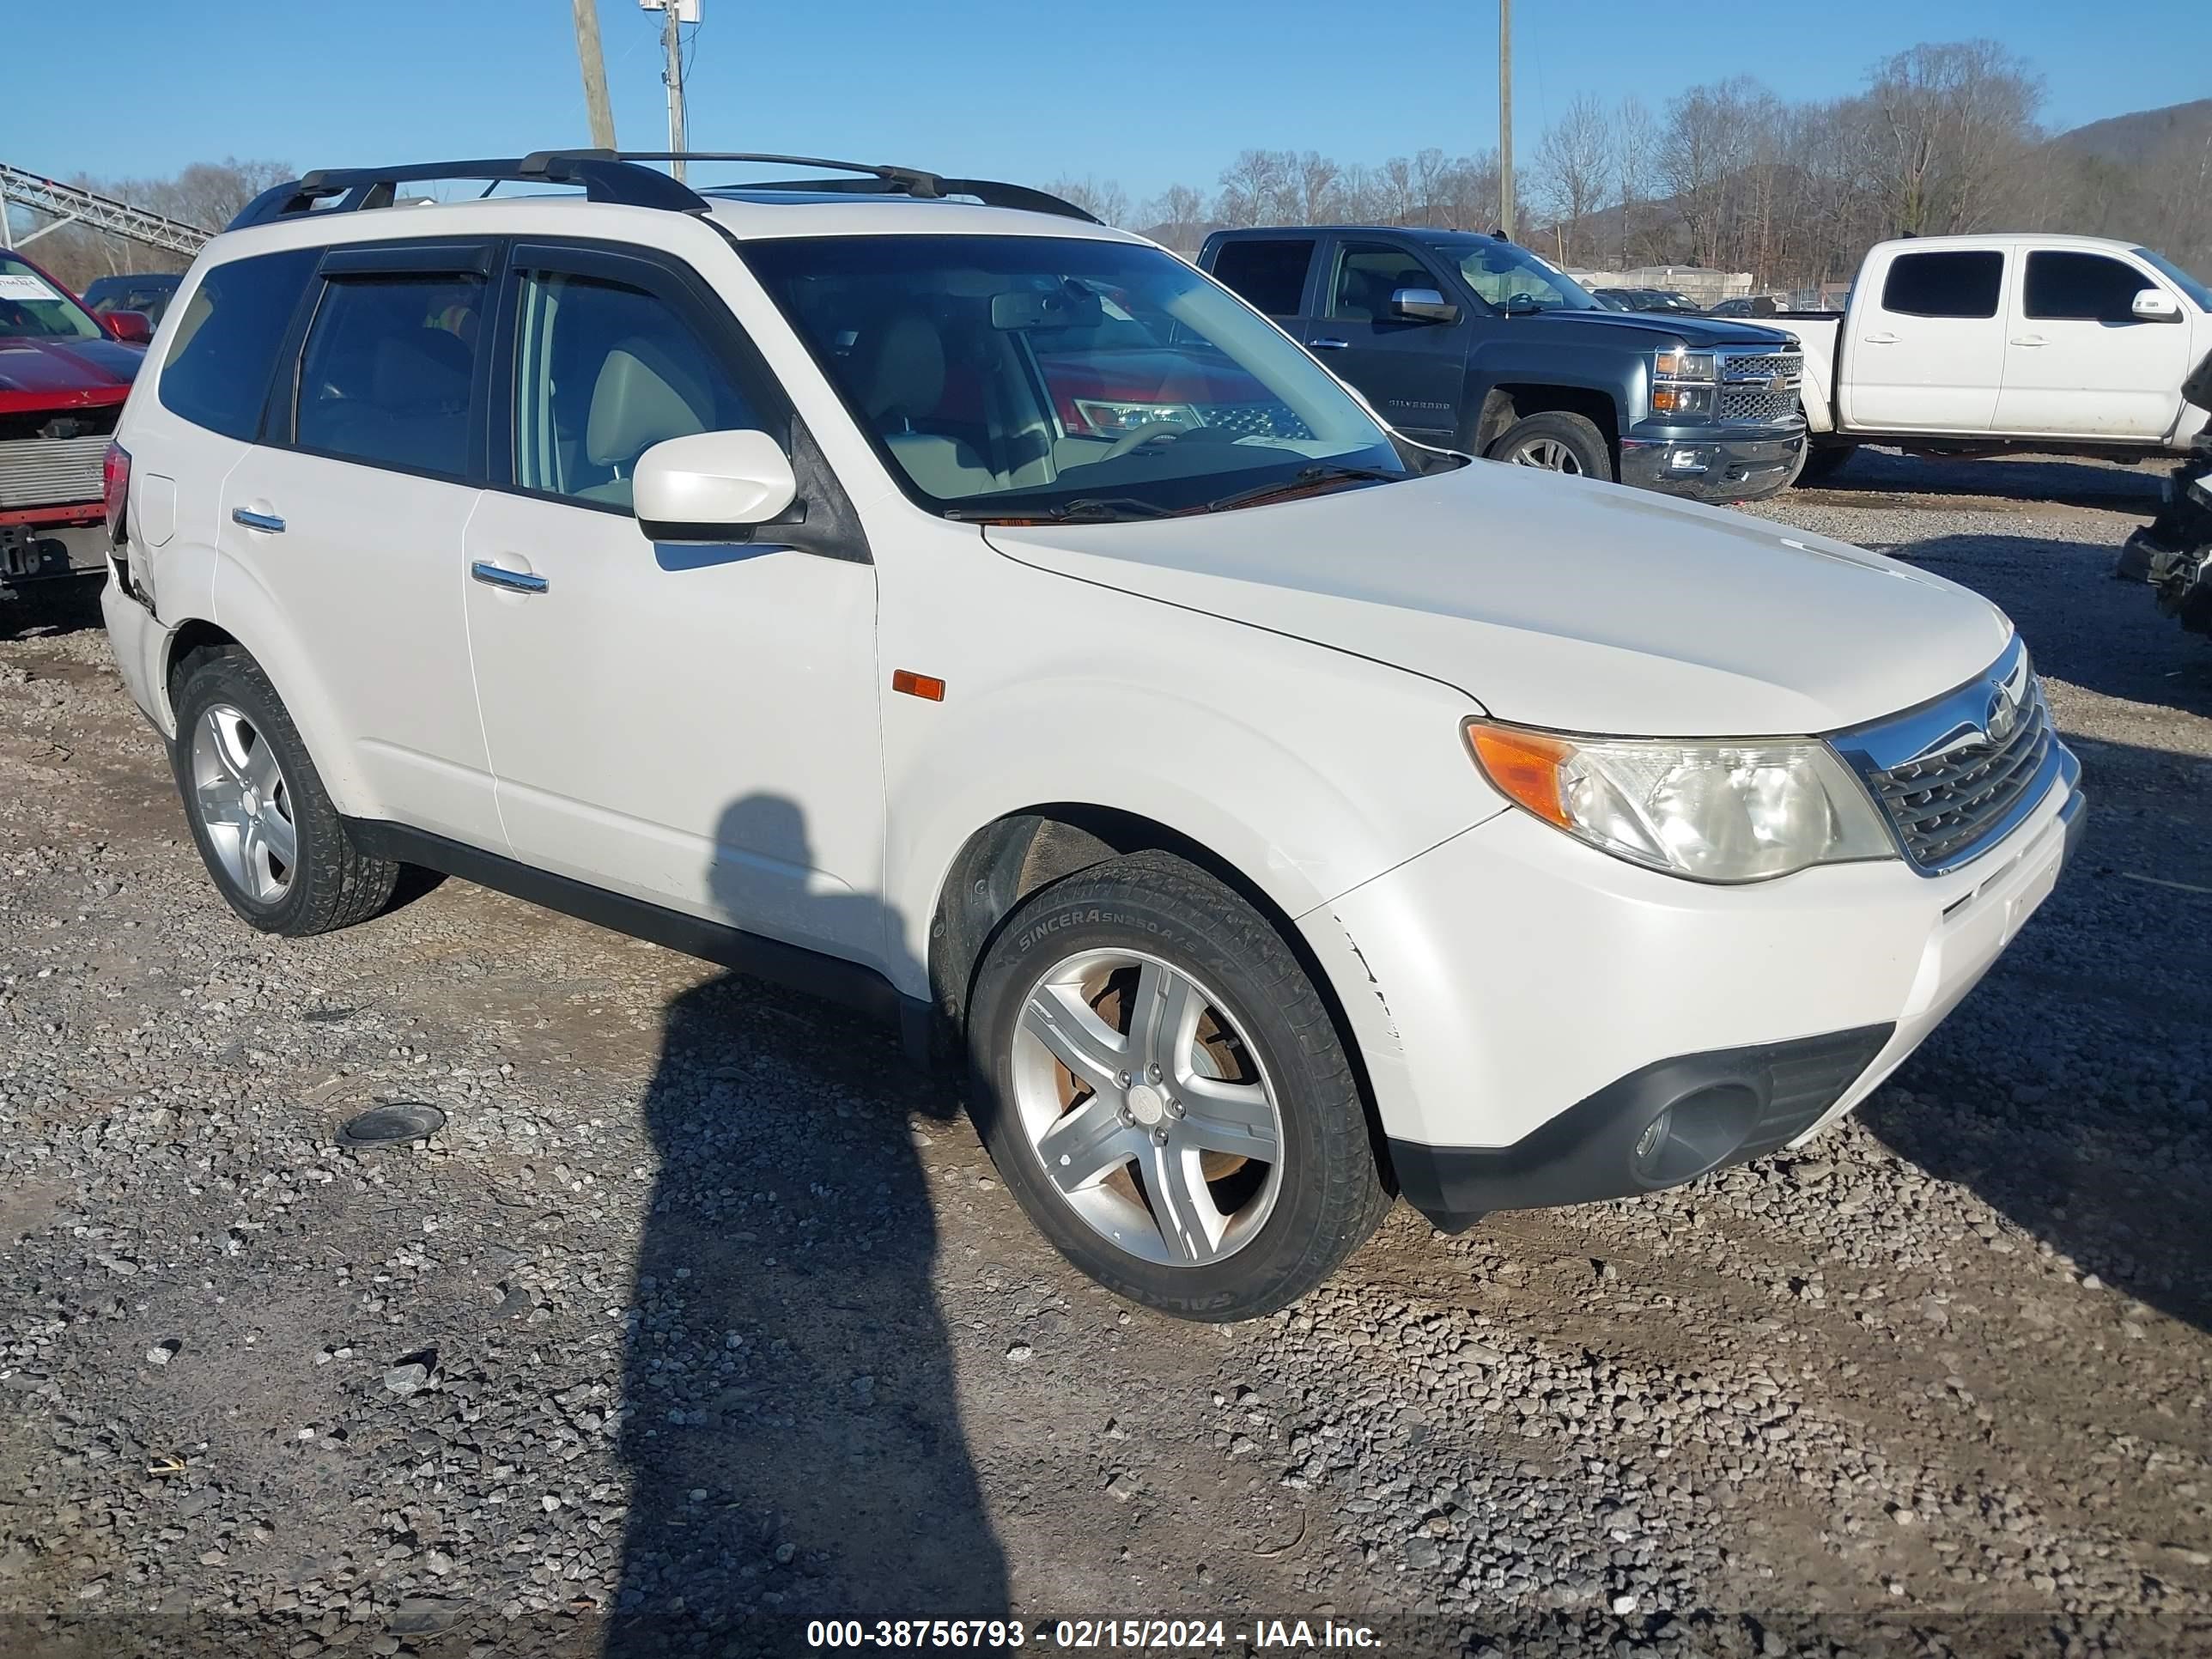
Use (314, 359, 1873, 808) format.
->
(345, 818, 914, 1027)
(1389, 1023, 1896, 1231)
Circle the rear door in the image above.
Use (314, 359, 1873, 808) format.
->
(1838, 245, 2009, 432)
(1996, 248, 2191, 438)
(1301, 238, 1467, 442)
(1202, 235, 1319, 330)
(215, 240, 502, 848)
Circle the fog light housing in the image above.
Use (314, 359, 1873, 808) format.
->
(1630, 1085, 1761, 1188)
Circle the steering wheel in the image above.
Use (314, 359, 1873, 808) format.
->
(1098, 421, 1190, 461)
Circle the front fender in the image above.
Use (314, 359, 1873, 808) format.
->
(882, 647, 1502, 1003)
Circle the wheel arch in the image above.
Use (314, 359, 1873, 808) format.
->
(925, 803, 1401, 1195)
(1480, 383, 1621, 461)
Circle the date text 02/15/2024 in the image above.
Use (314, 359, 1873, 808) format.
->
(804, 1618, 1384, 1649)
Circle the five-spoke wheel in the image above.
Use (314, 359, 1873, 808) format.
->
(188, 703, 298, 903)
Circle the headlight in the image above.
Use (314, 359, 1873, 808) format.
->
(1652, 347, 1718, 418)
(1465, 720, 1895, 883)
(1653, 347, 1717, 382)
(1070, 398, 1203, 436)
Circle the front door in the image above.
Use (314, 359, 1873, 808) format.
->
(1995, 249, 2191, 439)
(1839, 245, 2010, 433)
(460, 240, 885, 962)
(1302, 240, 1467, 442)
(216, 242, 502, 848)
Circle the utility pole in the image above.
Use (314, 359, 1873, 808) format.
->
(570, 0, 617, 150)
(649, 0, 691, 180)
(1498, 0, 1515, 240)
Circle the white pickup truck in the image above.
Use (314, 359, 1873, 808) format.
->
(1779, 234, 2212, 484)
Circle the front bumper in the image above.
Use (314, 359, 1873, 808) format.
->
(1301, 747, 2084, 1229)
(1619, 423, 1805, 501)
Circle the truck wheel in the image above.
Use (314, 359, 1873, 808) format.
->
(170, 647, 399, 937)
(1795, 444, 1855, 487)
(1486, 411, 1615, 482)
(965, 850, 1390, 1322)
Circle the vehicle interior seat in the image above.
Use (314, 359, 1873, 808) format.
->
(574, 336, 716, 506)
(855, 309, 1004, 499)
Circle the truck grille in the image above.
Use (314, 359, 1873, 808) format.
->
(1829, 639, 2064, 875)
(1718, 383, 1802, 422)
(1196, 402, 1313, 441)
(0, 434, 108, 511)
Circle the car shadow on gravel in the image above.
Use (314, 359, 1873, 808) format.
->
(0, 575, 105, 641)
(1884, 533, 2212, 718)
(603, 795, 1007, 1654)
(1860, 729, 2212, 1338)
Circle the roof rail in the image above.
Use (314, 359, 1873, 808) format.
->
(227, 153, 709, 230)
(226, 150, 1101, 232)
(580, 151, 1102, 223)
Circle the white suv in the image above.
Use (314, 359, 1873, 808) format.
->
(100, 151, 2086, 1320)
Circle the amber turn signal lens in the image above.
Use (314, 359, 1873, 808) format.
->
(1464, 723, 1577, 828)
(891, 669, 945, 702)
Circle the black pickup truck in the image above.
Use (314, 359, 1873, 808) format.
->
(1198, 226, 1808, 501)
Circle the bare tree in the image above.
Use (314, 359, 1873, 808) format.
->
(1293, 150, 1341, 224)
(1215, 149, 1291, 227)
(1048, 176, 1130, 226)
(1612, 96, 1660, 265)
(1869, 40, 2042, 235)
(1142, 183, 1209, 251)
(1535, 93, 1613, 264)
(21, 158, 290, 290)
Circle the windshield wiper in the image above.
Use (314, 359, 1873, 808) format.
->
(1190, 463, 1402, 516)
(942, 495, 1174, 524)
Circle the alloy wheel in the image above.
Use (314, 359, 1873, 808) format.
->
(189, 703, 297, 904)
(1008, 949, 1285, 1267)
(1509, 437, 1583, 473)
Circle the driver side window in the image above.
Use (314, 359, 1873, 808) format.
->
(1328, 244, 1436, 320)
(512, 269, 764, 509)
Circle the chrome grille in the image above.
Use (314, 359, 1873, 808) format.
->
(1829, 638, 2065, 875)
(1196, 402, 1313, 441)
(0, 434, 107, 511)
(1720, 349, 1802, 386)
(1718, 383, 1802, 422)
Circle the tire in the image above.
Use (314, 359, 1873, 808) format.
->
(1486, 410, 1615, 482)
(169, 646, 398, 937)
(965, 849, 1390, 1322)
(1794, 443, 1855, 487)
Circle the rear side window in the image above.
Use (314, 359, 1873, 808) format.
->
(1209, 238, 1316, 318)
(295, 273, 484, 477)
(2024, 252, 2155, 322)
(1880, 250, 2003, 319)
(156, 249, 318, 440)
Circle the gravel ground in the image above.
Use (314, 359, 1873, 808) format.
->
(2, 453, 2209, 1659)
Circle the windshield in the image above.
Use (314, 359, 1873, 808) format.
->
(1450, 241, 1598, 313)
(744, 234, 1418, 519)
(0, 255, 105, 341)
(2134, 247, 2212, 312)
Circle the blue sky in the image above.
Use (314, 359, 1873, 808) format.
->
(17, 0, 2211, 210)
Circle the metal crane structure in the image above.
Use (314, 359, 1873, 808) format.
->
(0, 163, 213, 258)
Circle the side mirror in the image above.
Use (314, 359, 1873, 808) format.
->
(2132, 289, 2183, 323)
(106, 309, 154, 344)
(633, 429, 799, 542)
(1390, 286, 1460, 325)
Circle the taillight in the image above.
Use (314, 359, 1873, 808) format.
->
(103, 441, 131, 546)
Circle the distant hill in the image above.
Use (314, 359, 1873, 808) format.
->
(2049, 99, 2212, 166)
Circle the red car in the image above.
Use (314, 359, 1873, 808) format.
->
(1, 248, 153, 599)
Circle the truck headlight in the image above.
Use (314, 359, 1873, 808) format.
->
(1070, 398, 1203, 436)
(1651, 348, 1718, 420)
(1466, 720, 1895, 883)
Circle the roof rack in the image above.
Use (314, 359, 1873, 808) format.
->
(227, 150, 1098, 231)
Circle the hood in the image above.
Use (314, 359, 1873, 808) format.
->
(0, 336, 143, 410)
(1501, 309, 1797, 349)
(982, 463, 2012, 737)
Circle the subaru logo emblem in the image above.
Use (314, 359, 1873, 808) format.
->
(1984, 670, 2027, 744)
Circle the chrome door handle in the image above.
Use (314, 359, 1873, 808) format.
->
(231, 507, 285, 533)
(1309, 337, 1351, 349)
(470, 561, 549, 594)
